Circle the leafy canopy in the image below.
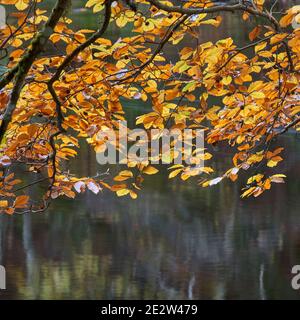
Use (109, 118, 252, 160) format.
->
(0, 0, 299, 213)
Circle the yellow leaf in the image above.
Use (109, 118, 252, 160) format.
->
(255, 42, 267, 53)
(250, 91, 265, 99)
(15, 0, 29, 11)
(270, 33, 287, 45)
(129, 190, 137, 199)
(258, 51, 272, 58)
(280, 12, 295, 28)
(86, 0, 102, 7)
(271, 174, 286, 178)
(114, 170, 133, 181)
(116, 189, 130, 197)
(143, 166, 158, 175)
(168, 164, 184, 170)
(241, 187, 256, 198)
(183, 81, 196, 92)
(66, 43, 77, 55)
(116, 14, 129, 28)
(200, 16, 222, 27)
(0, 200, 8, 208)
(147, 80, 157, 89)
(267, 156, 283, 167)
(169, 168, 183, 179)
(247, 174, 264, 184)
(143, 19, 155, 32)
(222, 76, 232, 86)
(94, 4, 104, 12)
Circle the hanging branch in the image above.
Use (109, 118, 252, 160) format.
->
(0, 0, 71, 143)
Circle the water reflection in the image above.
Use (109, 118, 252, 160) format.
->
(0, 0, 300, 300)
(0, 135, 300, 299)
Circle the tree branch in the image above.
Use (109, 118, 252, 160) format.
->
(48, 0, 112, 85)
(278, 117, 300, 135)
(46, 0, 112, 135)
(0, 0, 70, 143)
(148, 0, 280, 30)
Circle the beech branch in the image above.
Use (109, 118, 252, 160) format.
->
(0, 0, 70, 143)
(148, 0, 280, 28)
(47, 0, 112, 133)
(148, 1, 294, 71)
(49, 0, 112, 84)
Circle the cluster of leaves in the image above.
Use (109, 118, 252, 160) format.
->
(0, 0, 299, 213)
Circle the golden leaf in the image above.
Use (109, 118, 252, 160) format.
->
(143, 166, 159, 175)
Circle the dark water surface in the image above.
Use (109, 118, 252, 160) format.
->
(0, 0, 300, 300)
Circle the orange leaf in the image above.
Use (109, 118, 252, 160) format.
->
(14, 195, 29, 208)
(249, 26, 261, 41)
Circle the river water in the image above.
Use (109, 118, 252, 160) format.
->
(0, 0, 300, 300)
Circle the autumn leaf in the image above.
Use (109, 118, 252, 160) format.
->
(143, 166, 159, 175)
(15, 0, 29, 11)
(169, 168, 183, 179)
(14, 195, 29, 208)
(249, 26, 261, 41)
(116, 189, 130, 197)
(0, 200, 8, 208)
(114, 170, 133, 181)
